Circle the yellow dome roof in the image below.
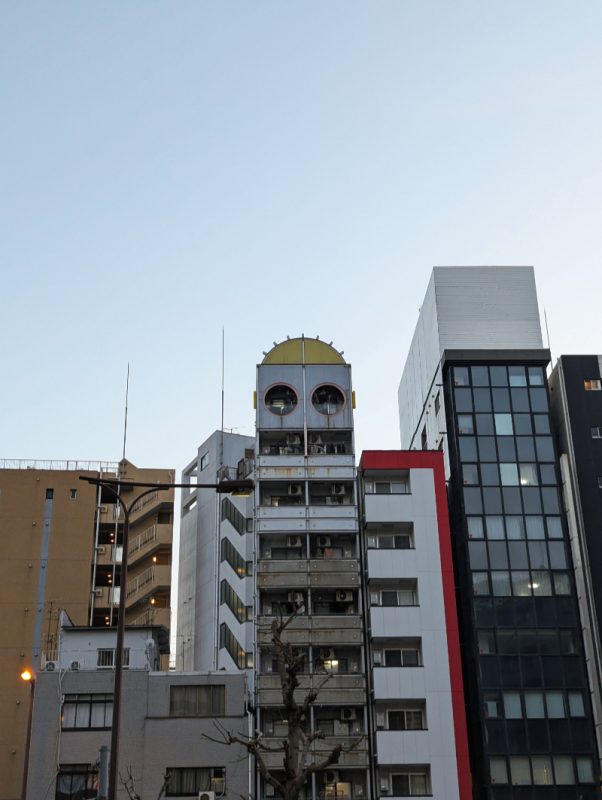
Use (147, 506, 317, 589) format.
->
(262, 337, 346, 365)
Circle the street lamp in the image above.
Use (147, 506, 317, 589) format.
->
(20, 668, 35, 800)
(79, 475, 254, 800)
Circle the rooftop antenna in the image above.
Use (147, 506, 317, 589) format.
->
(122, 363, 130, 461)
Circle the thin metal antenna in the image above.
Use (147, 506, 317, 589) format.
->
(122, 363, 130, 461)
(221, 327, 225, 435)
(544, 309, 553, 363)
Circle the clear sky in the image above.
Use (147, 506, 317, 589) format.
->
(1, 1, 601, 473)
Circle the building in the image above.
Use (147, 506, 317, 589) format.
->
(0, 458, 174, 800)
(549, 355, 602, 759)
(177, 430, 255, 672)
(358, 450, 471, 800)
(398, 268, 600, 799)
(25, 621, 248, 800)
(178, 337, 469, 800)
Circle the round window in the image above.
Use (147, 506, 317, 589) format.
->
(312, 385, 345, 415)
(265, 385, 298, 416)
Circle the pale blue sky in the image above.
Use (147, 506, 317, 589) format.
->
(1, 1, 601, 471)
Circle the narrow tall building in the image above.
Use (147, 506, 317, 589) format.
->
(549, 355, 602, 761)
(0, 458, 174, 800)
(398, 268, 600, 799)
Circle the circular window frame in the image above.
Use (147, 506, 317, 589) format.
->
(310, 383, 347, 416)
(264, 382, 299, 417)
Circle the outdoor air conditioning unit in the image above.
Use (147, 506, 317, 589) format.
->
(265, 785, 275, 798)
(380, 775, 391, 794)
(349, 660, 359, 673)
(97, 546, 106, 555)
(341, 708, 357, 721)
(287, 434, 301, 445)
(317, 536, 331, 547)
(263, 547, 272, 559)
(373, 650, 383, 665)
(94, 588, 104, 598)
(287, 536, 302, 548)
(324, 770, 340, 784)
(288, 484, 303, 496)
(287, 592, 304, 604)
(336, 591, 353, 603)
(198, 793, 215, 800)
(45, 661, 57, 672)
(319, 648, 335, 660)
(370, 592, 380, 606)
(376, 711, 386, 729)
(331, 484, 346, 496)
(70, 661, 81, 671)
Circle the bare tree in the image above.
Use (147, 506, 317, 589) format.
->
(119, 766, 170, 800)
(206, 611, 362, 800)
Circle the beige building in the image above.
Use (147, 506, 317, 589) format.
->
(0, 458, 174, 800)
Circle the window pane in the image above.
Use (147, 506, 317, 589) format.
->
(495, 414, 514, 435)
(554, 573, 571, 595)
(531, 757, 553, 785)
(472, 366, 490, 386)
(489, 542, 508, 568)
(385, 650, 402, 667)
(541, 488, 560, 514)
(539, 464, 557, 485)
(546, 517, 562, 538)
(458, 415, 474, 434)
(463, 488, 483, 513)
(454, 367, 470, 386)
(490, 758, 508, 784)
(473, 388, 492, 412)
(492, 388, 511, 412)
(511, 388, 530, 412)
(576, 758, 594, 783)
(502, 488, 522, 514)
(463, 464, 479, 485)
(530, 388, 548, 413)
(516, 437, 536, 461)
(510, 757, 531, 785)
(455, 388, 473, 412)
(509, 367, 527, 387)
(476, 413, 495, 435)
(514, 414, 532, 435)
(486, 516, 505, 540)
(381, 591, 398, 607)
(483, 487, 502, 514)
(506, 517, 524, 540)
(526, 517, 545, 539)
(528, 367, 545, 386)
(531, 571, 552, 595)
(548, 542, 567, 569)
(480, 464, 499, 485)
(529, 541, 548, 569)
(491, 571, 511, 596)
(534, 414, 551, 434)
(546, 691, 565, 718)
(490, 367, 508, 386)
(553, 756, 575, 784)
(478, 437, 497, 461)
(508, 541, 529, 569)
(469, 542, 488, 569)
(536, 437, 555, 462)
(478, 630, 495, 654)
(500, 463, 519, 486)
(467, 517, 484, 539)
(472, 572, 490, 596)
(568, 691, 585, 717)
(524, 692, 545, 718)
(503, 692, 522, 718)
(459, 437, 478, 461)
(511, 571, 531, 596)
(392, 775, 410, 795)
(522, 487, 542, 513)
(519, 464, 538, 486)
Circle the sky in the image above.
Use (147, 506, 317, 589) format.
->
(1, 1, 602, 475)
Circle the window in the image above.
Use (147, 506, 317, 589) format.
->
(495, 414, 513, 435)
(368, 530, 414, 549)
(421, 426, 428, 449)
(170, 685, 225, 716)
(383, 641, 422, 667)
(312, 385, 345, 415)
(69, 489, 77, 500)
(56, 765, 98, 800)
(364, 478, 410, 495)
(62, 694, 112, 729)
(490, 758, 508, 784)
(458, 415, 474, 434)
(591, 426, 602, 439)
(199, 452, 209, 470)
(46, 488, 54, 499)
(391, 770, 430, 796)
(220, 580, 251, 623)
(166, 767, 225, 796)
(219, 622, 250, 670)
(372, 582, 418, 607)
(434, 392, 441, 415)
(96, 648, 130, 669)
(388, 706, 426, 730)
(266, 384, 298, 415)
(584, 379, 602, 391)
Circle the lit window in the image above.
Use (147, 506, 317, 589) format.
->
(591, 426, 602, 439)
(62, 694, 113, 729)
(96, 648, 130, 669)
(584, 379, 602, 391)
(56, 765, 98, 799)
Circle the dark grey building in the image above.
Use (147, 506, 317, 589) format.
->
(550, 355, 602, 763)
(398, 269, 600, 800)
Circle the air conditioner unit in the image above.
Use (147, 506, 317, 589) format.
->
(198, 793, 215, 800)
(376, 711, 386, 728)
(317, 536, 331, 547)
(265, 785, 275, 798)
(287, 434, 301, 445)
(309, 433, 323, 444)
(340, 708, 357, 721)
(287, 536, 302, 548)
(336, 591, 353, 603)
(373, 650, 383, 665)
(331, 484, 346, 496)
(370, 591, 380, 606)
(288, 484, 303, 496)
(263, 547, 272, 559)
(70, 661, 81, 671)
(325, 770, 340, 784)
(94, 588, 104, 598)
(349, 660, 359, 673)
(319, 648, 335, 660)
(287, 592, 304, 604)
(45, 661, 57, 672)
(380, 775, 391, 793)
(97, 546, 106, 555)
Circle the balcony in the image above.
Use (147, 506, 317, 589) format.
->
(363, 494, 413, 523)
(127, 523, 171, 565)
(92, 586, 120, 607)
(127, 605, 170, 629)
(260, 737, 368, 770)
(257, 560, 309, 588)
(257, 673, 365, 706)
(95, 544, 122, 566)
(125, 565, 171, 604)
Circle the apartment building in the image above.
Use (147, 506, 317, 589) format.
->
(25, 621, 248, 800)
(0, 458, 174, 800)
(549, 355, 602, 760)
(398, 268, 600, 800)
(358, 450, 470, 800)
